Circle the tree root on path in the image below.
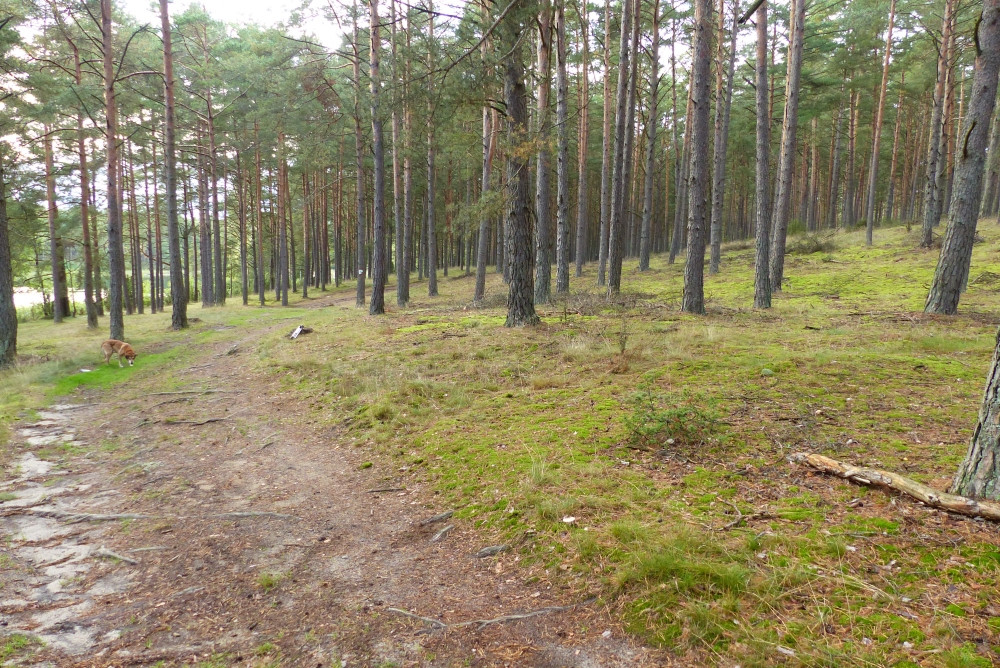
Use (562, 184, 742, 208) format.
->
(387, 597, 597, 634)
(1, 508, 298, 522)
(792, 452, 1000, 522)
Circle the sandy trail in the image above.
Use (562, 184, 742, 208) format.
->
(1, 306, 663, 667)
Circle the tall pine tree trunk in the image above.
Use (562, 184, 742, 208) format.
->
(925, 1, 1000, 316)
(597, 0, 612, 286)
(0, 162, 15, 367)
(753, 0, 772, 309)
(370, 0, 387, 315)
(102, 0, 125, 341)
(922, 0, 955, 247)
(43, 130, 68, 322)
(639, 0, 661, 273)
(426, 3, 439, 297)
(503, 0, 539, 327)
(555, 0, 571, 294)
(865, 0, 896, 245)
(574, 5, 590, 277)
(353, 3, 366, 307)
(885, 71, 905, 223)
(605, 0, 634, 295)
(768, 0, 805, 292)
(681, 0, 713, 314)
(709, 0, 738, 274)
(535, 0, 553, 303)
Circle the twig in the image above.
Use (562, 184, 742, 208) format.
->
(430, 524, 454, 543)
(148, 390, 229, 396)
(419, 510, 454, 526)
(213, 512, 297, 520)
(0, 508, 151, 522)
(253, 441, 276, 454)
(161, 417, 228, 426)
(388, 597, 596, 634)
(93, 546, 139, 565)
(386, 607, 447, 629)
(368, 487, 405, 493)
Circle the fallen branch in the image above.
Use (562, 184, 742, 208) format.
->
(792, 452, 1000, 522)
(213, 511, 298, 520)
(419, 510, 454, 526)
(161, 417, 228, 426)
(148, 390, 228, 396)
(388, 597, 596, 634)
(93, 546, 140, 565)
(430, 524, 454, 543)
(0, 508, 151, 522)
(368, 487, 405, 493)
(714, 499, 776, 531)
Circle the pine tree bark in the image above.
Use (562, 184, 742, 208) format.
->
(926, 1, 1000, 316)
(955, 323, 1000, 500)
(555, 0, 570, 294)
(922, 0, 955, 247)
(605, 0, 634, 295)
(681, 0, 713, 314)
(885, 72, 905, 223)
(535, 0, 553, 303)
(0, 161, 15, 367)
(474, 98, 496, 303)
(843, 90, 858, 228)
(597, 0, 612, 286)
(639, 0, 661, 273)
(827, 96, 844, 229)
(102, 0, 125, 341)
(352, 3, 366, 307)
(503, 0, 539, 327)
(865, 0, 896, 246)
(401, 11, 414, 304)
(369, 0, 387, 315)
(752, 0, 772, 309)
(390, 0, 406, 307)
(65, 37, 98, 329)
(238, 154, 248, 305)
(207, 93, 224, 305)
(709, 0, 738, 274)
(574, 5, 590, 278)
(768, 0, 805, 292)
(43, 130, 68, 322)
(426, 2, 439, 297)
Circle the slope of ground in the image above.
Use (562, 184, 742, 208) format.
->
(3, 224, 1000, 666)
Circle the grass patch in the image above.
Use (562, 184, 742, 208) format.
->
(8, 224, 1000, 665)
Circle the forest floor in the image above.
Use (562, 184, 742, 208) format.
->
(4, 224, 1000, 667)
(0, 290, 661, 667)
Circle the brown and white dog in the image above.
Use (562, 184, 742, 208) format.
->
(101, 339, 137, 367)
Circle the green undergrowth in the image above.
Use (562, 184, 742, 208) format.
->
(0, 298, 305, 464)
(259, 223, 1000, 665)
(6, 223, 1000, 665)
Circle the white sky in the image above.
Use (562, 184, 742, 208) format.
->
(118, 0, 345, 48)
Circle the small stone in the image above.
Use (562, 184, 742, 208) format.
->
(602, 630, 612, 638)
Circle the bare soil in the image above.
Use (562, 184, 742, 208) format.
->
(1, 296, 666, 667)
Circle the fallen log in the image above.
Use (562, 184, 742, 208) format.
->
(792, 452, 1000, 522)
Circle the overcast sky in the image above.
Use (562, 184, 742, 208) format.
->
(118, 0, 344, 48)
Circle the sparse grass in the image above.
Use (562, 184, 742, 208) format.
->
(0, 633, 40, 661)
(256, 571, 285, 593)
(7, 223, 1000, 665)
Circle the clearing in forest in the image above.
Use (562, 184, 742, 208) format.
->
(4, 225, 1000, 667)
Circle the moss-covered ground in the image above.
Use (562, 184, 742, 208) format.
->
(5, 224, 1000, 665)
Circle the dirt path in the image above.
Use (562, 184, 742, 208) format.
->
(1, 306, 663, 667)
